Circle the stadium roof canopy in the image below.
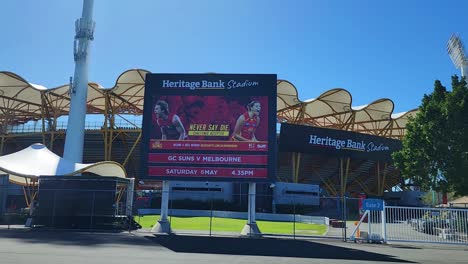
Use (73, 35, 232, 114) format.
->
(0, 143, 127, 186)
(277, 80, 418, 139)
(0, 69, 417, 139)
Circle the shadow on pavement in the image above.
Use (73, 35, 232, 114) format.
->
(148, 234, 415, 262)
(0, 229, 160, 247)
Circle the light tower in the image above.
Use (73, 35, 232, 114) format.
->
(447, 33, 468, 78)
(63, 0, 95, 163)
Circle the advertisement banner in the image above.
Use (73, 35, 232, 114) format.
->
(149, 153, 268, 165)
(148, 167, 268, 178)
(279, 123, 402, 161)
(141, 74, 277, 181)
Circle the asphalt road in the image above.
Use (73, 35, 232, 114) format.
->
(0, 228, 467, 264)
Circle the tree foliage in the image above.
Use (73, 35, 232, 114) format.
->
(421, 191, 460, 206)
(393, 76, 468, 195)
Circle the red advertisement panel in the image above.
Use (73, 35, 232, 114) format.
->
(150, 95, 268, 142)
(148, 166, 267, 178)
(149, 153, 267, 165)
(150, 139, 268, 151)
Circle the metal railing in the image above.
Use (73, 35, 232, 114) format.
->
(385, 206, 468, 244)
(351, 205, 468, 245)
(6, 119, 143, 134)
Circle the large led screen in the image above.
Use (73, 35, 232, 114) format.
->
(141, 74, 277, 182)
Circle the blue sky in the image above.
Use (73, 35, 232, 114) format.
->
(1, 0, 467, 113)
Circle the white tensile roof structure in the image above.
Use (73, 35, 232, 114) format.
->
(0, 143, 127, 186)
(0, 69, 418, 140)
(0, 69, 419, 194)
(276, 80, 418, 139)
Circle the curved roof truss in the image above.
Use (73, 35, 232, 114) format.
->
(0, 70, 417, 139)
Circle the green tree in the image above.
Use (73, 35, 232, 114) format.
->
(393, 76, 468, 195)
(445, 76, 468, 195)
(421, 191, 460, 206)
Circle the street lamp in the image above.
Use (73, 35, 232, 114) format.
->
(447, 33, 468, 77)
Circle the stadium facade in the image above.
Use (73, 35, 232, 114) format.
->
(0, 69, 418, 197)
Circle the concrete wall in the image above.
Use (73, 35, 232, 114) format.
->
(169, 181, 233, 202)
(273, 182, 320, 206)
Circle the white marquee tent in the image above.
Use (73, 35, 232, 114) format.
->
(0, 143, 127, 186)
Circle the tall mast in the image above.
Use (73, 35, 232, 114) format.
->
(63, 0, 95, 163)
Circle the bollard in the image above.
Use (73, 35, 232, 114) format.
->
(354, 221, 360, 238)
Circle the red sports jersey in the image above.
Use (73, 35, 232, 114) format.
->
(157, 113, 181, 140)
(240, 112, 258, 140)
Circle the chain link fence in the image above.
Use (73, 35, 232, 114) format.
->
(133, 189, 361, 239)
(0, 179, 137, 231)
(5, 185, 465, 245)
(0, 185, 363, 239)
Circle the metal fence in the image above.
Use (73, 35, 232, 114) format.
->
(133, 190, 360, 239)
(6, 118, 143, 134)
(0, 186, 135, 230)
(385, 206, 468, 244)
(1, 187, 360, 239)
(350, 205, 468, 245)
(5, 187, 466, 245)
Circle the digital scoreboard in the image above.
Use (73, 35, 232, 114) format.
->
(141, 73, 277, 182)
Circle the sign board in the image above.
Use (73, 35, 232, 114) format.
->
(362, 199, 384, 211)
(141, 73, 277, 182)
(279, 123, 402, 161)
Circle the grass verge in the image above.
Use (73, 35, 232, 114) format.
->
(135, 215, 327, 235)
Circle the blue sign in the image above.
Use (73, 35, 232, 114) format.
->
(362, 199, 384, 211)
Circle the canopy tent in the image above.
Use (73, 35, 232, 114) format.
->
(0, 143, 127, 186)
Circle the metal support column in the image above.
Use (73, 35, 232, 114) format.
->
(125, 178, 135, 216)
(381, 201, 387, 243)
(241, 183, 262, 236)
(152, 180, 171, 233)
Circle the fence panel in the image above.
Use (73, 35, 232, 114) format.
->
(134, 190, 352, 240)
(385, 206, 468, 245)
(0, 186, 135, 231)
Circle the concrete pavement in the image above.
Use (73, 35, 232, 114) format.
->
(0, 228, 467, 264)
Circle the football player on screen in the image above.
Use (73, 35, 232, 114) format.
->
(154, 100, 187, 140)
(231, 100, 261, 141)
